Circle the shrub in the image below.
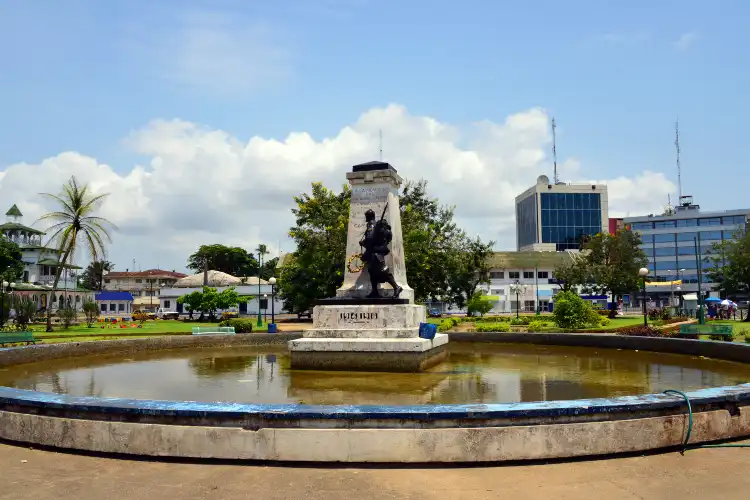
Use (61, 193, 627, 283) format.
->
(56, 306, 77, 329)
(615, 325, 664, 337)
(709, 332, 735, 342)
(510, 317, 525, 326)
(527, 320, 545, 332)
(552, 291, 601, 329)
(82, 299, 99, 328)
(437, 317, 460, 332)
(596, 310, 610, 316)
(11, 296, 37, 330)
(218, 318, 254, 333)
(474, 322, 510, 333)
(599, 317, 611, 327)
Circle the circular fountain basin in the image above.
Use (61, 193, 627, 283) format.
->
(1, 332, 749, 463)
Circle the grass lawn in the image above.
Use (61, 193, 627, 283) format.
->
(29, 319, 273, 341)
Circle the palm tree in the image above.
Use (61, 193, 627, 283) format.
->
(255, 244, 269, 279)
(38, 176, 115, 332)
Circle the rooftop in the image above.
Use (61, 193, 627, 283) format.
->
(5, 204, 22, 217)
(0, 222, 45, 235)
(487, 251, 575, 269)
(95, 291, 135, 301)
(623, 207, 750, 222)
(106, 269, 188, 279)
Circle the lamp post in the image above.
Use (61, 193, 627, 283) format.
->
(1, 280, 16, 328)
(638, 267, 649, 326)
(534, 266, 540, 316)
(257, 251, 263, 328)
(268, 277, 277, 326)
(509, 280, 526, 319)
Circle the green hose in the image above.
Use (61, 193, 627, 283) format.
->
(663, 389, 750, 453)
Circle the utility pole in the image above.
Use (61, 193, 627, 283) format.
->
(552, 117, 558, 184)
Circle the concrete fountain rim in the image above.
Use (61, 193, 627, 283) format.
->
(0, 332, 749, 421)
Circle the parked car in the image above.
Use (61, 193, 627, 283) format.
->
(133, 310, 156, 320)
(156, 308, 180, 320)
(297, 309, 313, 320)
(428, 307, 442, 318)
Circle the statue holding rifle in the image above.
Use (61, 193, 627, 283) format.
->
(359, 204, 403, 299)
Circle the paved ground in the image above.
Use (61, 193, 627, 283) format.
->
(1, 440, 748, 499)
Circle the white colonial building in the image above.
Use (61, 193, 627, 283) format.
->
(158, 270, 285, 317)
(1, 204, 91, 312)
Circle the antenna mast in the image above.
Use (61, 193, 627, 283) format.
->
(552, 117, 558, 184)
(379, 129, 383, 161)
(675, 119, 682, 201)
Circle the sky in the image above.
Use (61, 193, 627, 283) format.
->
(1, 0, 748, 273)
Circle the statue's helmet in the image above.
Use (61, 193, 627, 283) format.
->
(364, 209, 376, 221)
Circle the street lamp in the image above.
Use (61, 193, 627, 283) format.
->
(638, 267, 649, 326)
(268, 277, 277, 326)
(1, 280, 16, 328)
(509, 280, 526, 319)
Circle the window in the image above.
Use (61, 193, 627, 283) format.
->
(676, 232, 697, 242)
(104, 279, 110, 284)
(655, 233, 676, 243)
(491, 289, 505, 296)
(700, 231, 722, 241)
(699, 217, 721, 226)
(260, 298, 268, 310)
(654, 220, 676, 228)
(723, 230, 738, 239)
(489, 271, 504, 279)
(100, 303, 106, 312)
(517, 195, 538, 248)
(677, 246, 695, 256)
(135, 279, 142, 284)
(654, 247, 676, 257)
(537, 271, 549, 279)
(523, 271, 534, 279)
(631, 222, 653, 231)
(118, 303, 125, 312)
(109, 303, 116, 312)
(164, 300, 171, 308)
(676, 218, 698, 227)
(509, 271, 520, 279)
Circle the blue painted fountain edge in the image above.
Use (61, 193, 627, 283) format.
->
(2, 383, 749, 421)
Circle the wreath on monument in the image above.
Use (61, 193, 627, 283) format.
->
(347, 253, 365, 273)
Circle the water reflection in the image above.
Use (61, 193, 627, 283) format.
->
(0, 343, 749, 406)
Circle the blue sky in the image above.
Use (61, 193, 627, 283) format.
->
(1, 0, 748, 270)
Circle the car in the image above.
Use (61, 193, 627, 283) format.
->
(427, 308, 442, 318)
(297, 310, 313, 320)
(156, 308, 180, 320)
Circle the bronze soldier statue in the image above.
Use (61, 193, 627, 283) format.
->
(359, 208, 403, 299)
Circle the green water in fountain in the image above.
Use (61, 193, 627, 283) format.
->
(1, 343, 749, 405)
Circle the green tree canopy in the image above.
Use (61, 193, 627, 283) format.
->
(187, 244, 259, 277)
(706, 228, 750, 321)
(0, 236, 24, 282)
(79, 260, 114, 290)
(580, 229, 648, 308)
(177, 286, 245, 321)
(277, 179, 494, 312)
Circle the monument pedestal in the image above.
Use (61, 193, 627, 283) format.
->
(288, 160, 450, 372)
(288, 299, 449, 372)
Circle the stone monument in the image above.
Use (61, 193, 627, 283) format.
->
(288, 161, 449, 372)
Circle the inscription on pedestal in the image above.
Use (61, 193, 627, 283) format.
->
(350, 185, 389, 232)
(339, 312, 379, 322)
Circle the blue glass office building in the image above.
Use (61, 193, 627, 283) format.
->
(516, 176, 609, 251)
(624, 204, 749, 295)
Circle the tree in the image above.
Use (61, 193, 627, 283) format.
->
(553, 259, 586, 292)
(79, 260, 114, 290)
(57, 306, 77, 329)
(255, 244, 269, 279)
(177, 290, 203, 320)
(187, 244, 259, 277)
(38, 176, 116, 332)
(177, 286, 244, 321)
(706, 228, 750, 321)
(260, 256, 279, 280)
(82, 299, 100, 327)
(466, 290, 493, 317)
(552, 291, 602, 329)
(277, 179, 495, 312)
(0, 236, 24, 282)
(581, 230, 648, 313)
(278, 183, 350, 313)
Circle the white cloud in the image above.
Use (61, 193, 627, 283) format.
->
(674, 32, 698, 51)
(0, 105, 675, 272)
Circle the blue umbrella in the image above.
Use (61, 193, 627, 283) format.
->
(704, 297, 721, 303)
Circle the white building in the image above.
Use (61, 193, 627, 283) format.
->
(1, 204, 90, 312)
(158, 271, 285, 317)
(516, 175, 609, 252)
(95, 291, 135, 316)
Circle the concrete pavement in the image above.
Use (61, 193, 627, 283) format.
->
(0, 440, 748, 499)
